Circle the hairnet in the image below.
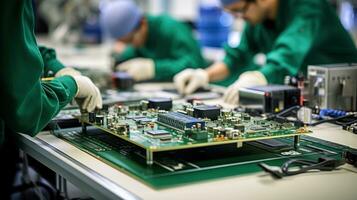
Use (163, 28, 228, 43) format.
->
(100, 0, 142, 39)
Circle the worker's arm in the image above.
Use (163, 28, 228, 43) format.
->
(173, 24, 258, 95)
(112, 46, 138, 65)
(153, 30, 206, 81)
(192, 24, 258, 83)
(153, 50, 203, 81)
(38, 46, 65, 76)
(206, 62, 230, 82)
(0, 1, 78, 136)
(259, 6, 322, 84)
(221, 24, 259, 79)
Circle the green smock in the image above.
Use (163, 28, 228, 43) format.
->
(114, 15, 207, 81)
(0, 1, 78, 147)
(223, 0, 357, 84)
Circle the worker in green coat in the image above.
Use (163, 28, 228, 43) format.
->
(0, 1, 102, 196)
(174, 0, 357, 104)
(100, 0, 206, 82)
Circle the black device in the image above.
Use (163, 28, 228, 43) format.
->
(148, 98, 173, 111)
(239, 85, 300, 113)
(193, 105, 221, 120)
(343, 149, 357, 167)
(112, 72, 134, 90)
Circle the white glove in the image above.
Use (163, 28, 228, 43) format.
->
(173, 68, 209, 95)
(223, 71, 268, 105)
(116, 58, 155, 81)
(71, 75, 103, 112)
(55, 67, 81, 77)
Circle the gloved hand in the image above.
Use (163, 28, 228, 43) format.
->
(116, 58, 155, 81)
(55, 67, 81, 77)
(223, 71, 268, 105)
(174, 68, 209, 95)
(71, 75, 102, 112)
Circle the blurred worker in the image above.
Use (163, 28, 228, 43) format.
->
(100, 0, 206, 82)
(0, 1, 102, 197)
(174, 0, 357, 104)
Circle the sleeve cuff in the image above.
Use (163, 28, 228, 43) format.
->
(260, 64, 284, 84)
(55, 76, 78, 100)
(47, 59, 65, 74)
(223, 57, 234, 72)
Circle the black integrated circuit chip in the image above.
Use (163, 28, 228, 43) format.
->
(193, 105, 221, 120)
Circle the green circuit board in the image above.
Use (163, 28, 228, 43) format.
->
(77, 101, 311, 164)
(54, 126, 348, 189)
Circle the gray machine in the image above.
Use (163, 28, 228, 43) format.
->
(308, 63, 357, 111)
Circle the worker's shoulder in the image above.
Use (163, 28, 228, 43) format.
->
(282, 0, 333, 20)
(149, 14, 187, 28)
(149, 14, 191, 35)
(289, 0, 328, 6)
(287, 0, 330, 11)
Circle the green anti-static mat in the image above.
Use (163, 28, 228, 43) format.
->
(54, 127, 350, 189)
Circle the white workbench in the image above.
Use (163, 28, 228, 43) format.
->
(21, 41, 357, 199)
(17, 101, 357, 200)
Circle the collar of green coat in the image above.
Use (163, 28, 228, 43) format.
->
(275, 0, 288, 30)
(144, 14, 157, 49)
(258, 0, 291, 33)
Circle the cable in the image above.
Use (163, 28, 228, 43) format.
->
(276, 105, 301, 117)
(258, 157, 345, 179)
(267, 105, 357, 127)
(307, 114, 356, 126)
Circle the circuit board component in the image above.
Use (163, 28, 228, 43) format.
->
(157, 112, 205, 130)
(193, 105, 221, 120)
(146, 130, 172, 141)
(77, 101, 312, 165)
(147, 98, 173, 110)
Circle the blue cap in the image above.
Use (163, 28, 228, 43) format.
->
(220, 0, 240, 6)
(100, 0, 142, 39)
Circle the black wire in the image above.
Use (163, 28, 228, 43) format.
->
(268, 105, 357, 127)
(307, 114, 356, 126)
(259, 157, 345, 178)
(334, 118, 357, 126)
(281, 159, 331, 176)
(276, 105, 301, 117)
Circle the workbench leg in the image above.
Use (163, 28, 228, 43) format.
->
(294, 135, 301, 150)
(56, 174, 69, 199)
(146, 150, 153, 165)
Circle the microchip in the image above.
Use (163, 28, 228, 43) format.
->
(147, 130, 170, 136)
(148, 98, 172, 111)
(138, 118, 152, 123)
(158, 112, 205, 130)
(126, 115, 145, 120)
(250, 126, 266, 131)
(193, 105, 221, 120)
(146, 130, 172, 140)
(133, 117, 151, 123)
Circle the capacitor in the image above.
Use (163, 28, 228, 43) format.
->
(243, 116, 251, 121)
(234, 124, 245, 132)
(107, 116, 114, 125)
(225, 128, 234, 139)
(89, 112, 96, 123)
(186, 108, 194, 116)
(140, 100, 149, 111)
(103, 115, 108, 128)
(95, 115, 104, 125)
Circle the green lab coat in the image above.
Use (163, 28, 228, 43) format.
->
(0, 1, 78, 147)
(114, 15, 207, 81)
(223, 0, 357, 84)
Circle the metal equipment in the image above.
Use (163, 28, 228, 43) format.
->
(239, 85, 301, 113)
(308, 63, 357, 111)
